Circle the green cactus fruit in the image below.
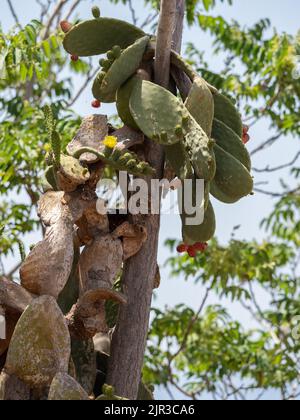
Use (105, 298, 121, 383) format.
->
(211, 144, 253, 203)
(116, 75, 141, 130)
(185, 77, 214, 137)
(93, 35, 149, 103)
(72, 147, 154, 177)
(48, 373, 89, 400)
(5, 296, 71, 388)
(44, 165, 58, 191)
(212, 119, 251, 171)
(213, 92, 243, 138)
(112, 45, 122, 58)
(182, 201, 216, 245)
(129, 80, 188, 145)
(63, 18, 146, 57)
(164, 143, 193, 180)
(91, 6, 101, 19)
(60, 155, 90, 185)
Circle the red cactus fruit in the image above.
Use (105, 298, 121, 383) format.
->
(92, 99, 101, 109)
(177, 244, 188, 254)
(60, 21, 73, 33)
(71, 55, 79, 62)
(243, 133, 250, 144)
(187, 246, 197, 258)
(194, 242, 208, 252)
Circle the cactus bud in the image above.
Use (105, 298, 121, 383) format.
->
(175, 125, 183, 137)
(107, 50, 115, 60)
(112, 45, 122, 58)
(92, 6, 101, 19)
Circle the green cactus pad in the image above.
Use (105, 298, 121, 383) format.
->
(48, 373, 89, 401)
(130, 80, 216, 181)
(185, 77, 214, 137)
(183, 118, 216, 181)
(93, 36, 149, 103)
(213, 92, 243, 138)
(211, 144, 253, 203)
(164, 143, 193, 180)
(60, 155, 90, 185)
(5, 296, 71, 388)
(72, 147, 154, 177)
(212, 119, 251, 171)
(182, 201, 216, 245)
(63, 18, 146, 57)
(116, 76, 141, 130)
(130, 80, 188, 145)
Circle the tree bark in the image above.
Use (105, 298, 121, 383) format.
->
(107, 0, 186, 400)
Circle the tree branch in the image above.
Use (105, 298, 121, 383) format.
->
(6, 0, 21, 27)
(253, 151, 300, 173)
(154, 0, 177, 88)
(106, 0, 185, 400)
(43, 0, 69, 39)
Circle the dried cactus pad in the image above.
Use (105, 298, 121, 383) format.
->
(185, 77, 214, 137)
(5, 296, 71, 388)
(212, 119, 251, 171)
(130, 80, 189, 145)
(211, 144, 253, 204)
(63, 18, 146, 57)
(213, 92, 243, 138)
(60, 155, 90, 185)
(182, 200, 216, 245)
(92, 36, 149, 103)
(48, 373, 89, 401)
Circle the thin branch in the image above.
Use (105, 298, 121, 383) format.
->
(64, 0, 81, 21)
(6, 262, 22, 279)
(250, 133, 282, 156)
(140, 12, 159, 30)
(254, 187, 299, 198)
(67, 67, 98, 107)
(127, 0, 138, 26)
(6, 0, 21, 27)
(253, 151, 300, 173)
(43, 0, 69, 39)
(171, 287, 210, 361)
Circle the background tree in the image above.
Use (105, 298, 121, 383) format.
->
(0, 0, 299, 400)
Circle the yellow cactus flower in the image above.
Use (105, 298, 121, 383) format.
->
(103, 136, 117, 149)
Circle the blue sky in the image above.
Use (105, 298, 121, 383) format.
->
(1, 0, 300, 400)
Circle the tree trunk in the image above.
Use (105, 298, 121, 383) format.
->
(106, 0, 186, 400)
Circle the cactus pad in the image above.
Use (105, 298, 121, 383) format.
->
(212, 119, 251, 171)
(5, 296, 71, 387)
(164, 142, 193, 180)
(116, 75, 141, 130)
(48, 373, 89, 400)
(213, 92, 243, 138)
(63, 18, 146, 57)
(185, 76, 214, 137)
(182, 200, 216, 245)
(129, 80, 188, 145)
(92, 36, 149, 103)
(212, 144, 253, 203)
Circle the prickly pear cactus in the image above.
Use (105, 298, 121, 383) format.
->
(0, 6, 255, 401)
